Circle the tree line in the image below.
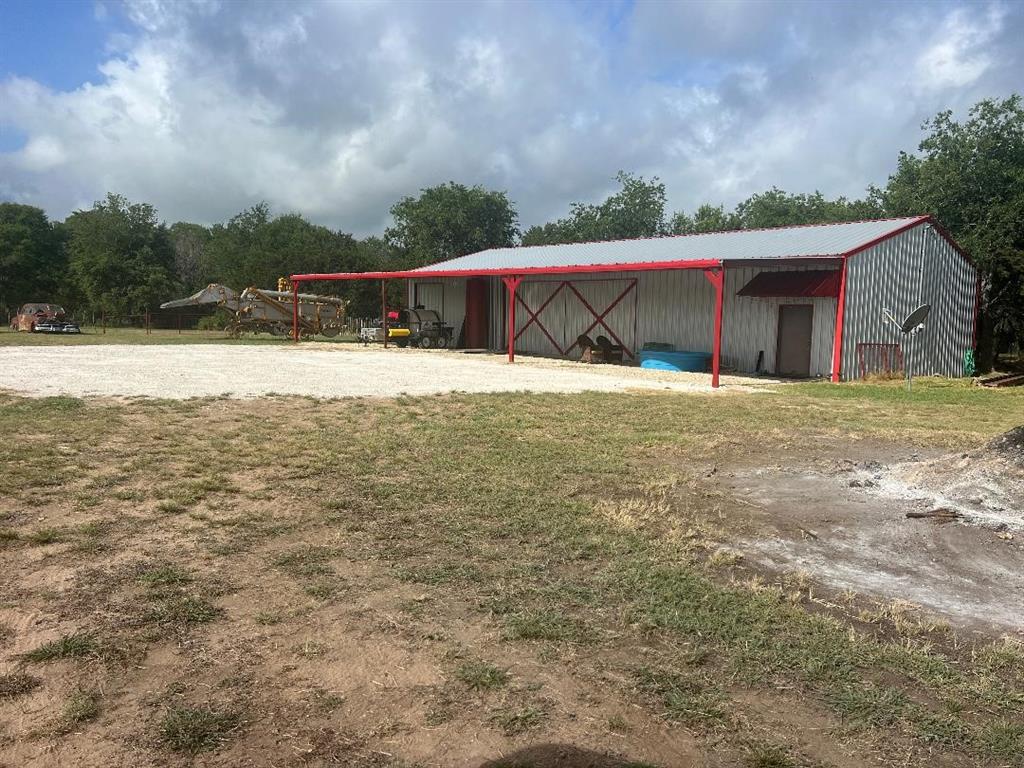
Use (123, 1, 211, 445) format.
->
(1, 96, 1020, 363)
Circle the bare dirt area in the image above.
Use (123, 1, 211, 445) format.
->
(0, 343, 773, 400)
(718, 440, 1024, 632)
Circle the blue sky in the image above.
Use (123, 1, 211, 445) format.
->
(1, 0, 1021, 235)
(0, 1, 132, 90)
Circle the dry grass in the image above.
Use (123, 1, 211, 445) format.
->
(1, 380, 1022, 766)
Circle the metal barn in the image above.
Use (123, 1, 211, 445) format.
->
(291, 216, 977, 386)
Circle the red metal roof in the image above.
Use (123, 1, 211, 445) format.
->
(736, 269, 842, 298)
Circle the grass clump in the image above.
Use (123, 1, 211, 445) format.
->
(155, 499, 187, 515)
(145, 595, 222, 627)
(743, 742, 797, 768)
(490, 705, 547, 736)
(504, 609, 588, 642)
(158, 705, 239, 754)
(57, 688, 101, 731)
(138, 565, 193, 587)
(977, 719, 1024, 760)
(0, 672, 42, 699)
(273, 546, 338, 576)
(455, 660, 510, 691)
(634, 667, 729, 729)
(830, 684, 909, 729)
(254, 611, 283, 626)
(26, 527, 63, 546)
(22, 633, 98, 662)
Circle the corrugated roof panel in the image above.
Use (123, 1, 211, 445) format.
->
(413, 217, 926, 273)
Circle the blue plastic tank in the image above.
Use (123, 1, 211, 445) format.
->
(639, 350, 712, 372)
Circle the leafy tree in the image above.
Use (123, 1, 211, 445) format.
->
(169, 222, 211, 292)
(669, 204, 740, 235)
(0, 203, 70, 317)
(522, 172, 666, 245)
(200, 202, 376, 315)
(386, 182, 519, 267)
(733, 188, 882, 229)
(65, 194, 177, 317)
(875, 95, 1024, 368)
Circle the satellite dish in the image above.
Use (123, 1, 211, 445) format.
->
(900, 304, 931, 334)
(881, 303, 933, 391)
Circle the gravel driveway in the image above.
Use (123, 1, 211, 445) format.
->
(0, 344, 773, 399)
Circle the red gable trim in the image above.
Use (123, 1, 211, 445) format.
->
(737, 269, 842, 299)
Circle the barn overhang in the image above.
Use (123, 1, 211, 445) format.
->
(290, 260, 729, 386)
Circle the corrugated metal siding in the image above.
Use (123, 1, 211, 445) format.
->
(413, 217, 923, 273)
(840, 225, 976, 379)
(409, 278, 467, 340)
(487, 265, 839, 376)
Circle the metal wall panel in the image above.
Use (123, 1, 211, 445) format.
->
(409, 278, 466, 340)
(480, 266, 839, 376)
(840, 225, 976, 379)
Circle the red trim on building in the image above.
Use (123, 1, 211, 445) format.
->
(292, 259, 723, 282)
(838, 216, 930, 259)
(830, 257, 849, 382)
(702, 267, 725, 389)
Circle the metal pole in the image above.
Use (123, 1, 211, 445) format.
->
(502, 276, 521, 363)
(711, 271, 723, 389)
(702, 266, 724, 388)
(382, 279, 388, 349)
(830, 257, 849, 382)
(292, 280, 300, 342)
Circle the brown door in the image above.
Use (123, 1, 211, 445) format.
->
(776, 305, 813, 377)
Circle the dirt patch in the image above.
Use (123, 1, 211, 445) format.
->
(718, 438, 1024, 632)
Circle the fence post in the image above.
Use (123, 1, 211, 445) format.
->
(177, 313, 182, 335)
(102, 312, 106, 335)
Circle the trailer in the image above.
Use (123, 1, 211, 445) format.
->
(160, 284, 347, 338)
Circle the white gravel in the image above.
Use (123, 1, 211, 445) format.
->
(0, 344, 777, 400)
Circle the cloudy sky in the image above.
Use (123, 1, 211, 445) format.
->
(1, 0, 1021, 236)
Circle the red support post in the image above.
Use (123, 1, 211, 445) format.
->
(702, 266, 725, 389)
(381, 279, 388, 349)
(830, 257, 849, 382)
(502, 276, 522, 362)
(292, 279, 300, 342)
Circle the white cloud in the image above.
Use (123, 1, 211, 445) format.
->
(0, 0, 1021, 234)
(915, 6, 1004, 89)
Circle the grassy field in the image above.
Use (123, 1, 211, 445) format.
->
(1, 381, 1022, 767)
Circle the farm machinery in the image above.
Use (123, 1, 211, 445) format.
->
(160, 283, 347, 338)
(358, 307, 454, 348)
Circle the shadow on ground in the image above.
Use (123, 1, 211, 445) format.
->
(478, 743, 660, 768)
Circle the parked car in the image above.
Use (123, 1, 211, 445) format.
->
(11, 303, 81, 333)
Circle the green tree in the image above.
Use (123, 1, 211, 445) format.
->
(169, 222, 211, 292)
(386, 182, 519, 267)
(65, 194, 177, 317)
(734, 188, 882, 229)
(0, 203, 70, 317)
(875, 95, 1024, 368)
(669, 203, 740, 235)
(522, 172, 667, 245)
